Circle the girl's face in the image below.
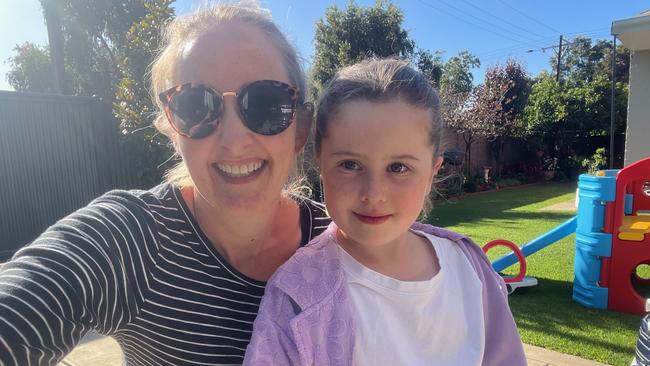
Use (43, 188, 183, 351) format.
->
(318, 99, 443, 249)
(174, 22, 303, 211)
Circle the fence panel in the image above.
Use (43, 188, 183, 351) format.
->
(0, 91, 137, 260)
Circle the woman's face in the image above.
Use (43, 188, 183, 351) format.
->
(174, 22, 302, 211)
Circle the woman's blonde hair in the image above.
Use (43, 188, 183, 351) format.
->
(150, 1, 309, 188)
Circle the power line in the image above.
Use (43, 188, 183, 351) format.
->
(479, 36, 561, 58)
(430, 0, 551, 46)
(495, 0, 562, 34)
(564, 27, 610, 36)
(416, 0, 548, 46)
(478, 31, 611, 62)
(478, 30, 610, 59)
(458, 0, 550, 41)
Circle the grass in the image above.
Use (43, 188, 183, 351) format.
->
(427, 183, 642, 366)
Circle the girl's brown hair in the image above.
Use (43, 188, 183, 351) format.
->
(315, 58, 442, 157)
(314, 58, 444, 215)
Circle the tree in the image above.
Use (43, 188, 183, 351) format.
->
(414, 49, 444, 87)
(41, 0, 67, 93)
(521, 72, 567, 137)
(553, 36, 630, 86)
(114, 0, 175, 186)
(6, 0, 149, 99)
(311, 0, 415, 96)
(522, 71, 628, 172)
(441, 89, 477, 176)
(440, 50, 480, 94)
(441, 76, 512, 177)
(6, 0, 176, 185)
(53, 0, 148, 100)
(599, 43, 630, 84)
(526, 36, 629, 167)
(5, 43, 55, 93)
(481, 59, 530, 175)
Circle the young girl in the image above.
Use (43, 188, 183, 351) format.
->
(244, 58, 526, 366)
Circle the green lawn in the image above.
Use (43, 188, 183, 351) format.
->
(427, 183, 641, 366)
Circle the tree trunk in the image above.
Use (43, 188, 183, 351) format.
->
(41, 0, 67, 94)
(463, 132, 473, 178)
(493, 136, 503, 178)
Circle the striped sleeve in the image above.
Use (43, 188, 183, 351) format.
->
(0, 192, 150, 365)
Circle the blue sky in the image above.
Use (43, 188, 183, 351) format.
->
(1, 0, 648, 91)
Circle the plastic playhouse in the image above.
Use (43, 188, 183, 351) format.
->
(483, 157, 650, 314)
(574, 157, 650, 314)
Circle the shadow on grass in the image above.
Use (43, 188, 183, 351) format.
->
(427, 183, 576, 228)
(509, 277, 640, 359)
(428, 206, 575, 232)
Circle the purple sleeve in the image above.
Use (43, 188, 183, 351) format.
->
(464, 241, 527, 366)
(244, 282, 302, 366)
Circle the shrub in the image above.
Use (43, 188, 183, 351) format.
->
(581, 148, 608, 175)
(462, 180, 478, 193)
(495, 178, 522, 188)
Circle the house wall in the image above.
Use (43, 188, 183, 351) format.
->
(625, 49, 650, 165)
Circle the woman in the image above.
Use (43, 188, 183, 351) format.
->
(0, 3, 328, 365)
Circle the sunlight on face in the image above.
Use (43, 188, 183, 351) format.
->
(174, 22, 299, 211)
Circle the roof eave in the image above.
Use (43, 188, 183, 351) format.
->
(612, 14, 650, 51)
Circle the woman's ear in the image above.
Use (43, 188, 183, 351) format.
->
(295, 102, 314, 152)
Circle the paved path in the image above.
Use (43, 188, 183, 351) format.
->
(539, 198, 577, 212)
(58, 333, 615, 366)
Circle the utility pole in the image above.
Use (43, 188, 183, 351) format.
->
(539, 36, 570, 83)
(609, 35, 617, 169)
(556, 35, 563, 83)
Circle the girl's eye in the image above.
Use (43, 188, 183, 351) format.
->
(342, 161, 361, 170)
(389, 163, 409, 174)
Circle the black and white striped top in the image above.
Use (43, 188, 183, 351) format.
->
(0, 183, 329, 365)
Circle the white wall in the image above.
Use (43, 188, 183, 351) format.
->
(625, 49, 650, 165)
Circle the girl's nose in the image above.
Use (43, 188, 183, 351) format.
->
(360, 174, 386, 204)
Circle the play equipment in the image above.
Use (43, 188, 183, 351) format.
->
(483, 157, 650, 314)
(482, 217, 577, 294)
(574, 157, 650, 314)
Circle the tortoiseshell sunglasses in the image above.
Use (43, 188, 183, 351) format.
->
(159, 80, 302, 139)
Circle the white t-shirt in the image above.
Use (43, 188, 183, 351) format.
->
(338, 230, 485, 366)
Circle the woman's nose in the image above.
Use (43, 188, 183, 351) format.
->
(214, 96, 253, 152)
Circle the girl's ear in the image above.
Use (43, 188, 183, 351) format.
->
(428, 156, 443, 187)
(432, 156, 443, 177)
(295, 102, 314, 152)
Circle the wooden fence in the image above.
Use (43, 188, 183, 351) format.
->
(0, 91, 138, 260)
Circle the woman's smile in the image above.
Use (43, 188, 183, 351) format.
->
(211, 159, 267, 184)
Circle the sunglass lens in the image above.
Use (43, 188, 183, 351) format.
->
(169, 85, 221, 138)
(240, 83, 295, 135)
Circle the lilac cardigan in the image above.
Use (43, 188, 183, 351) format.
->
(244, 222, 526, 366)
